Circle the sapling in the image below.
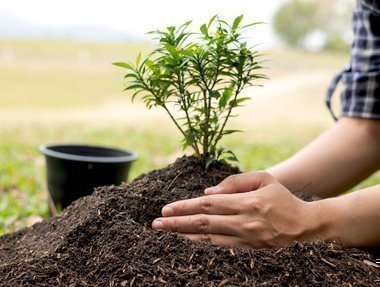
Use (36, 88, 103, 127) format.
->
(114, 15, 267, 170)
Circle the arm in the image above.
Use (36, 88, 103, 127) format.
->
(312, 184, 380, 247)
(268, 117, 380, 198)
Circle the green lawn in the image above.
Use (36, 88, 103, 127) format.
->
(0, 123, 311, 234)
(0, 38, 378, 235)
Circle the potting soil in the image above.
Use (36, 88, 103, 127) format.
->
(0, 156, 379, 286)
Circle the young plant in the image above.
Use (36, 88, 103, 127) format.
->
(114, 15, 267, 170)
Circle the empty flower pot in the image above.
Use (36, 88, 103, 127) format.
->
(40, 144, 137, 214)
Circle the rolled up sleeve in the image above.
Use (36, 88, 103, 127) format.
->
(326, 0, 380, 120)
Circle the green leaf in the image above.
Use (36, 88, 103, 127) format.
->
(180, 49, 194, 57)
(167, 26, 175, 34)
(144, 58, 154, 68)
(185, 131, 197, 146)
(224, 150, 239, 162)
(136, 52, 142, 66)
(208, 15, 217, 27)
(241, 22, 264, 30)
(123, 72, 138, 79)
(236, 97, 251, 103)
(165, 44, 179, 61)
(219, 85, 234, 108)
(205, 157, 216, 170)
(113, 62, 134, 70)
(216, 146, 225, 157)
(182, 20, 192, 27)
(200, 24, 208, 37)
(229, 97, 251, 107)
(131, 90, 145, 102)
(124, 83, 145, 90)
(232, 15, 244, 30)
(222, 129, 242, 135)
(210, 90, 221, 99)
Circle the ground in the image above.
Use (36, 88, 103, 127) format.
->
(0, 156, 379, 286)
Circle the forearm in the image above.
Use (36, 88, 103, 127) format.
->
(311, 184, 380, 247)
(268, 117, 380, 198)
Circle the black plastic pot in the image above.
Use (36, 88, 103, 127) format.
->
(40, 144, 137, 214)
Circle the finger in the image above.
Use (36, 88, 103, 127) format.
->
(204, 171, 277, 195)
(183, 233, 251, 249)
(152, 214, 238, 236)
(161, 194, 241, 217)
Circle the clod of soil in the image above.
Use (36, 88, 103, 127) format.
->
(0, 156, 379, 286)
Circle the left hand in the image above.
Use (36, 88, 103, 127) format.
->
(152, 171, 320, 248)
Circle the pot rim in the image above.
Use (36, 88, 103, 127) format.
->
(39, 144, 138, 163)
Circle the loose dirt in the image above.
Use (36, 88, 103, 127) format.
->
(0, 156, 379, 286)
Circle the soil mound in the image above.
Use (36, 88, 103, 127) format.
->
(0, 156, 379, 286)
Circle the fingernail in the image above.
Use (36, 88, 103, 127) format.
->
(162, 206, 174, 216)
(205, 185, 221, 194)
(152, 219, 164, 231)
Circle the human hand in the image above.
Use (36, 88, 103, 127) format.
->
(152, 172, 321, 248)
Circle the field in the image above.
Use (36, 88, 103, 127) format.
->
(0, 38, 379, 234)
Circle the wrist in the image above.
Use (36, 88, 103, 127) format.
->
(305, 198, 342, 243)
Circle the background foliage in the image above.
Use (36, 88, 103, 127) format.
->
(273, 0, 353, 51)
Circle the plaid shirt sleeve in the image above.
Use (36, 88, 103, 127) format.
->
(326, 0, 380, 120)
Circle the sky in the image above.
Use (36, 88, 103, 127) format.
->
(0, 0, 284, 47)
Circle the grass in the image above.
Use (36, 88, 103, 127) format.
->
(0, 122, 311, 234)
(0, 39, 152, 108)
(0, 38, 379, 235)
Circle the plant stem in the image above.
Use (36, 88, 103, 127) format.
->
(213, 83, 242, 148)
(161, 104, 187, 138)
(206, 48, 221, 151)
(177, 70, 200, 156)
(194, 54, 211, 164)
(202, 89, 209, 164)
(136, 69, 188, 141)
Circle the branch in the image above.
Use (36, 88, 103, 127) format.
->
(136, 69, 188, 139)
(161, 103, 187, 138)
(177, 69, 201, 156)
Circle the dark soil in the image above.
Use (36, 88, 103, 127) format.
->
(0, 156, 379, 286)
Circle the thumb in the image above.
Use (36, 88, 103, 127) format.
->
(204, 171, 276, 195)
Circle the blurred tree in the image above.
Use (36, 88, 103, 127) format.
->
(273, 0, 353, 51)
